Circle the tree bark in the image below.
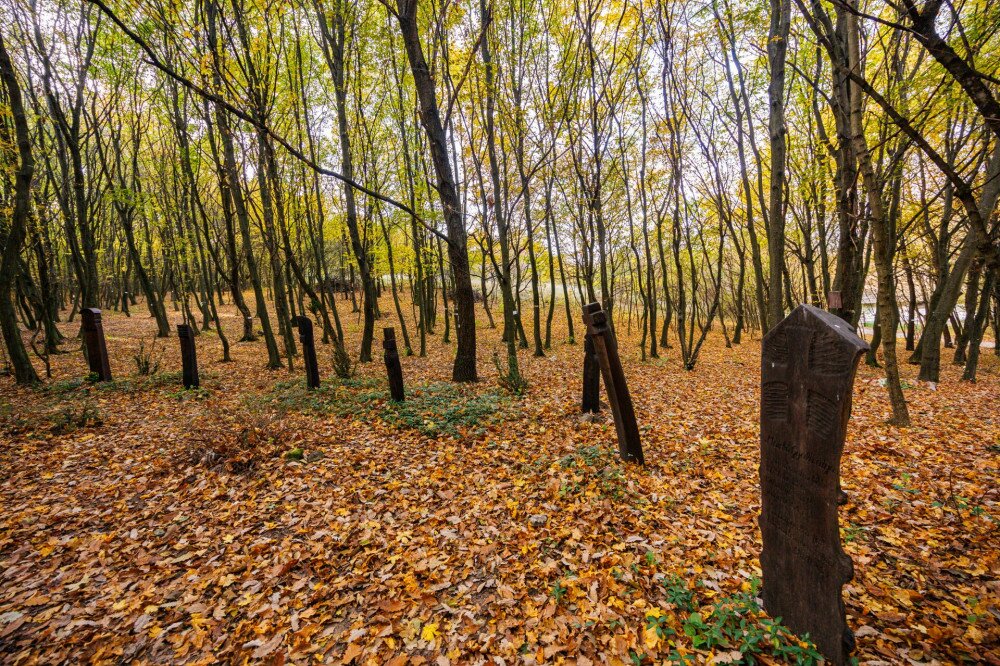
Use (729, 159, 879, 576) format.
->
(766, 0, 790, 330)
(394, 0, 477, 381)
(0, 31, 40, 384)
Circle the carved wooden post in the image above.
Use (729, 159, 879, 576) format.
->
(80, 308, 112, 381)
(759, 304, 868, 665)
(295, 315, 320, 389)
(383, 327, 405, 402)
(177, 323, 199, 389)
(582, 303, 643, 464)
(581, 303, 602, 414)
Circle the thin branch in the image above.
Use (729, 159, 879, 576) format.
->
(443, 7, 491, 127)
(84, 0, 451, 245)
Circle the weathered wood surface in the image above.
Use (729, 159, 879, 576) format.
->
(581, 303, 602, 414)
(582, 303, 643, 464)
(177, 323, 199, 389)
(295, 316, 320, 389)
(383, 327, 405, 402)
(80, 308, 112, 382)
(759, 304, 868, 665)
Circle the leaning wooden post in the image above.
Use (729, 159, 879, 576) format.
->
(383, 327, 405, 401)
(80, 308, 112, 382)
(582, 303, 643, 464)
(759, 304, 868, 665)
(295, 315, 320, 389)
(177, 323, 199, 389)
(581, 302, 602, 414)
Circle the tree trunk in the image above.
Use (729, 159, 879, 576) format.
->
(395, 0, 477, 381)
(316, 1, 378, 361)
(766, 0, 790, 330)
(0, 32, 40, 384)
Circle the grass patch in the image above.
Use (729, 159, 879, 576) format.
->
(558, 443, 632, 500)
(255, 378, 514, 438)
(50, 400, 103, 434)
(640, 577, 824, 664)
(19, 371, 196, 434)
(167, 386, 212, 401)
(0, 401, 32, 436)
(42, 371, 186, 396)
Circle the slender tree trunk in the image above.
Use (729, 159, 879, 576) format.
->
(0, 32, 40, 384)
(842, 1, 909, 424)
(962, 266, 997, 382)
(766, 0, 790, 330)
(316, 1, 378, 361)
(395, 0, 477, 381)
(379, 211, 413, 355)
(208, 1, 280, 367)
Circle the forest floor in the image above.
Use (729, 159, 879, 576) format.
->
(0, 298, 998, 665)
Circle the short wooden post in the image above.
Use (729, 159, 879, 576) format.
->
(177, 323, 199, 389)
(383, 327, 405, 401)
(582, 303, 643, 464)
(581, 302, 601, 413)
(827, 291, 843, 311)
(243, 315, 254, 340)
(80, 308, 112, 382)
(295, 315, 320, 389)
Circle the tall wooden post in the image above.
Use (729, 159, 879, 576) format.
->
(581, 302, 602, 413)
(177, 323, 199, 389)
(295, 315, 320, 389)
(383, 327, 405, 401)
(759, 304, 867, 664)
(80, 308, 112, 382)
(582, 303, 643, 464)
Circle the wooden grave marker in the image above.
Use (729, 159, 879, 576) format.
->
(759, 304, 868, 664)
(177, 323, 199, 389)
(295, 315, 320, 389)
(80, 308, 112, 382)
(383, 327, 405, 402)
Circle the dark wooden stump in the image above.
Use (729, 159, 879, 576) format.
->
(295, 315, 320, 389)
(582, 303, 643, 464)
(383, 327, 405, 402)
(243, 315, 254, 340)
(177, 323, 199, 389)
(581, 303, 602, 414)
(759, 304, 868, 665)
(80, 308, 112, 382)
